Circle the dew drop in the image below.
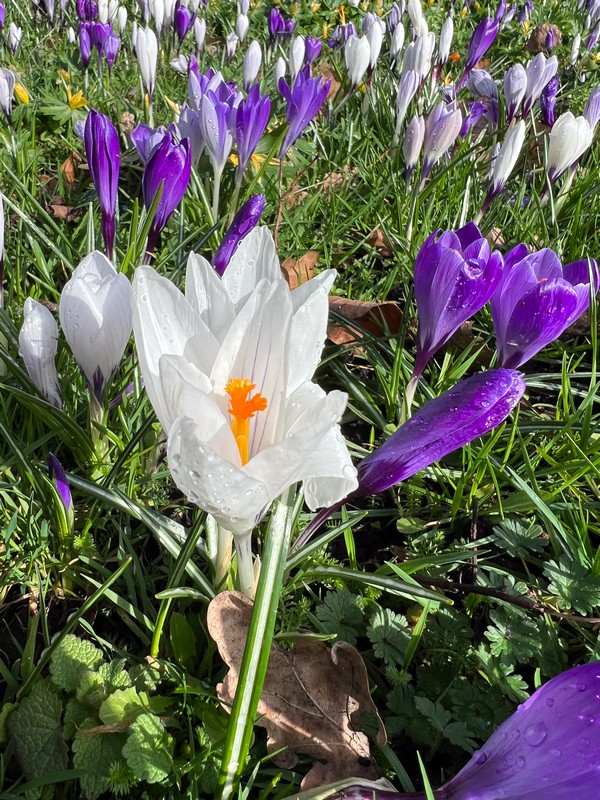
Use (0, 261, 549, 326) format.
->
(474, 750, 487, 765)
(579, 714, 595, 727)
(524, 722, 547, 747)
(546, 697, 555, 707)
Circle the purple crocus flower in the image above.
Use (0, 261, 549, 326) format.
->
(79, 22, 92, 67)
(299, 369, 524, 543)
(234, 85, 271, 183)
(131, 123, 172, 163)
(200, 90, 236, 180)
(318, 662, 600, 800)
(412, 222, 503, 378)
(491, 246, 599, 368)
(517, 0, 533, 24)
(268, 7, 285, 39)
(305, 36, 322, 64)
(328, 21, 358, 48)
(0, 4, 5, 32)
(84, 110, 120, 257)
(460, 100, 487, 138)
(174, 0, 194, 44)
(278, 65, 330, 158)
(459, 17, 500, 88)
(103, 30, 120, 72)
(142, 131, 192, 257)
(540, 75, 559, 126)
(212, 194, 266, 275)
(48, 453, 74, 529)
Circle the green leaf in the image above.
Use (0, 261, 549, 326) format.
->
(122, 713, 174, 783)
(98, 688, 170, 726)
(64, 698, 97, 740)
(484, 608, 540, 664)
(98, 660, 132, 692)
(544, 556, 600, 615)
(414, 697, 477, 753)
(7, 680, 69, 779)
(493, 518, 548, 558)
(49, 635, 105, 692)
(367, 607, 410, 667)
(315, 589, 364, 645)
(0, 702, 17, 744)
(72, 729, 128, 800)
(169, 612, 197, 671)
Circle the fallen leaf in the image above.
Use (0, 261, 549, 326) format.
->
(49, 196, 81, 222)
(321, 64, 341, 101)
(328, 297, 402, 346)
(281, 251, 319, 288)
(207, 591, 386, 790)
(61, 156, 77, 185)
(365, 229, 393, 258)
(120, 111, 135, 135)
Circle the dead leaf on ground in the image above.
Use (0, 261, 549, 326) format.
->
(49, 195, 81, 222)
(281, 250, 318, 288)
(366, 229, 394, 258)
(207, 591, 386, 790)
(328, 297, 402, 346)
(61, 156, 77, 185)
(120, 111, 135, 135)
(321, 64, 341, 101)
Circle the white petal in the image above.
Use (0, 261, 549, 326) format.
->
(19, 298, 62, 408)
(221, 226, 282, 308)
(288, 273, 334, 392)
(168, 415, 271, 533)
(185, 251, 236, 341)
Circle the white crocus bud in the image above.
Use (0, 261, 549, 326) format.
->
(289, 36, 305, 84)
(274, 56, 286, 87)
(19, 299, 62, 409)
(489, 119, 526, 194)
(150, 0, 165, 36)
(394, 69, 419, 139)
(238, 0, 249, 12)
(108, 0, 119, 21)
(365, 15, 384, 70)
(403, 114, 425, 177)
(194, 17, 206, 54)
(236, 13, 249, 42)
(59, 252, 132, 403)
(226, 32, 239, 62)
(345, 35, 371, 90)
(8, 24, 22, 54)
(390, 22, 405, 65)
(243, 40, 262, 89)
(408, 0, 428, 36)
(438, 16, 453, 66)
(0, 69, 16, 119)
(97, 0, 108, 22)
(131, 20, 138, 52)
(136, 27, 158, 99)
(570, 33, 581, 67)
(67, 26, 77, 44)
(402, 32, 435, 80)
(170, 54, 189, 75)
(547, 112, 593, 182)
(117, 6, 127, 35)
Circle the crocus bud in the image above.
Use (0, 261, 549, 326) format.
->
(0, 4, 5, 32)
(540, 75, 558, 127)
(289, 36, 305, 84)
(413, 222, 503, 377)
(570, 32, 581, 66)
(19, 298, 62, 408)
(234, 85, 271, 182)
(402, 32, 435, 80)
(174, 0, 194, 43)
(8, 22, 22, 53)
(243, 39, 262, 89)
(437, 15, 453, 66)
(484, 118, 526, 209)
(117, 5, 127, 33)
(522, 53, 558, 117)
(547, 111, 593, 182)
(422, 101, 462, 180)
(142, 132, 192, 255)
(402, 114, 424, 180)
(236, 12, 249, 42)
(407, 0, 428, 36)
(200, 92, 235, 180)
(274, 56, 286, 86)
(0, 68, 15, 119)
(503, 62, 527, 123)
(583, 84, 600, 130)
(238, 0, 249, 13)
(193, 16, 206, 53)
(59, 252, 132, 402)
(67, 26, 77, 43)
(212, 194, 266, 275)
(84, 109, 120, 257)
(390, 22, 405, 66)
(48, 453, 74, 531)
(364, 14, 384, 71)
(226, 31, 239, 62)
(394, 69, 419, 137)
(460, 17, 499, 87)
(305, 36, 322, 64)
(492, 246, 599, 368)
(79, 23, 92, 67)
(136, 26, 158, 100)
(345, 35, 370, 90)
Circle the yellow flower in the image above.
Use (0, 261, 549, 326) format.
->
(310, 1, 320, 10)
(291, 1, 298, 12)
(57, 69, 71, 81)
(459, 6, 467, 17)
(14, 83, 30, 104)
(67, 87, 87, 110)
(165, 96, 181, 117)
(521, 20, 531, 35)
(229, 152, 280, 172)
(338, 4, 346, 24)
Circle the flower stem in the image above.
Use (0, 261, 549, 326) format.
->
(234, 533, 255, 598)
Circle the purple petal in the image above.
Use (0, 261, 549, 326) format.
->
(48, 453, 73, 512)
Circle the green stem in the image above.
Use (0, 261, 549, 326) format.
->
(234, 532, 255, 598)
(216, 489, 295, 800)
(149, 515, 205, 658)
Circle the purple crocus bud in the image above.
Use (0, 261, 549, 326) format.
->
(319, 663, 600, 800)
(492, 246, 599, 368)
(459, 17, 500, 88)
(413, 222, 503, 377)
(212, 194, 266, 275)
(305, 36, 322, 64)
(522, 53, 558, 117)
(268, 7, 284, 39)
(79, 22, 92, 67)
(421, 101, 462, 181)
(142, 132, 192, 256)
(278, 65, 330, 158)
(503, 2, 517, 24)
(84, 110, 120, 258)
(234, 85, 271, 182)
(503, 62, 527, 122)
(174, 0, 194, 44)
(103, 30, 121, 72)
(395, 69, 419, 136)
(284, 17, 295, 35)
(354, 369, 524, 497)
(0, 4, 6, 31)
(495, 0, 507, 20)
(583, 84, 600, 130)
(587, 20, 600, 50)
(540, 75, 559, 126)
(517, 0, 533, 23)
(91, 20, 111, 52)
(48, 453, 74, 529)
(389, 1, 402, 32)
(460, 100, 487, 137)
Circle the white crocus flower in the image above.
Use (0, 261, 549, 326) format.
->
(547, 112, 593, 182)
(236, 12, 249, 42)
(243, 40, 262, 89)
(289, 36, 305, 84)
(490, 119, 526, 194)
(132, 227, 358, 595)
(19, 299, 62, 409)
(136, 26, 158, 100)
(0, 69, 15, 119)
(345, 35, 371, 90)
(59, 251, 132, 402)
(8, 23, 22, 54)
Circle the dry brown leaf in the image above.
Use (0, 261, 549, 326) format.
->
(207, 591, 386, 790)
(365, 229, 393, 258)
(526, 23, 562, 54)
(321, 64, 341, 101)
(61, 156, 77, 185)
(281, 250, 319, 288)
(328, 296, 403, 346)
(120, 111, 135, 134)
(49, 195, 81, 222)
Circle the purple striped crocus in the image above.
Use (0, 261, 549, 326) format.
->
(278, 65, 330, 158)
(142, 131, 192, 257)
(84, 109, 120, 257)
(212, 194, 266, 275)
(540, 75, 558, 127)
(234, 85, 270, 183)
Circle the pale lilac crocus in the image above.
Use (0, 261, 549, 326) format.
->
(278, 65, 330, 158)
(504, 63, 527, 123)
(522, 53, 558, 117)
(402, 115, 425, 180)
(18, 298, 62, 409)
(492, 246, 599, 368)
(481, 119, 526, 215)
(84, 109, 120, 257)
(421, 101, 462, 181)
(200, 90, 238, 215)
(305, 36, 322, 64)
(212, 194, 266, 275)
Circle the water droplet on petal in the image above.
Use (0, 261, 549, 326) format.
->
(524, 722, 547, 747)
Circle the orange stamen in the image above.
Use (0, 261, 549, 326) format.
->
(225, 378, 268, 465)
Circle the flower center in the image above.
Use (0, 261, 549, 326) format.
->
(225, 378, 268, 466)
